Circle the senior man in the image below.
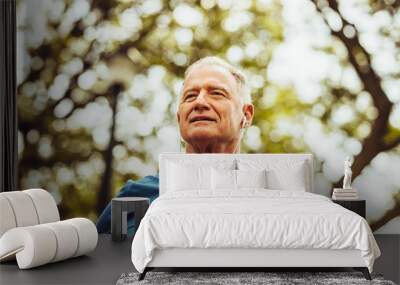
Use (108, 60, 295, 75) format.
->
(96, 56, 254, 233)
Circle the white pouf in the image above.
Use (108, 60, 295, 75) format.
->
(0, 189, 98, 269)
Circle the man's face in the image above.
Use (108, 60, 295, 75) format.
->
(177, 65, 245, 147)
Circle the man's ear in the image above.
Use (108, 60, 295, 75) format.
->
(242, 104, 254, 127)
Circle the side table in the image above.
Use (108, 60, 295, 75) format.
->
(332, 199, 366, 218)
(111, 197, 149, 241)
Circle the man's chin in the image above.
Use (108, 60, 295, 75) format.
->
(185, 130, 220, 143)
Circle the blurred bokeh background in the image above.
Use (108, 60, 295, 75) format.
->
(16, 0, 399, 233)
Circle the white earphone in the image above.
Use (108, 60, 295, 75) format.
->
(241, 116, 247, 128)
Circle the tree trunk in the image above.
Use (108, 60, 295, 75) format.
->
(311, 0, 399, 230)
(96, 83, 123, 215)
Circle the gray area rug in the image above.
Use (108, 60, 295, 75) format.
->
(116, 271, 396, 285)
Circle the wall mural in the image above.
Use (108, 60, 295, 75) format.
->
(16, 0, 399, 233)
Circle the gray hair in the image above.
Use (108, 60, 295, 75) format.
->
(182, 56, 252, 104)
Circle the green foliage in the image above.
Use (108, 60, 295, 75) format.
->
(16, 0, 399, 226)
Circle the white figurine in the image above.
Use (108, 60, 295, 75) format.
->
(343, 157, 353, 189)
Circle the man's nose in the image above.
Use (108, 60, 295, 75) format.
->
(193, 89, 209, 109)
